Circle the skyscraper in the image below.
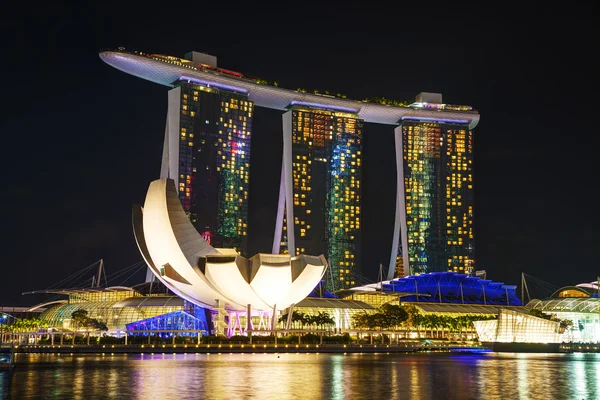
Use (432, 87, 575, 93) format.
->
(99, 49, 480, 284)
(159, 52, 253, 255)
(389, 93, 475, 277)
(273, 106, 363, 290)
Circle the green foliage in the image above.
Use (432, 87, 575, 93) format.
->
(362, 97, 410, 107)
(380, 304, 409, 327)
(352, 303, 498, 333)
(228, 335, 251, 343)
(70, 309, 108, 331)
(528, 309, 573, 333)
(6, 318, 48, 332)
(203, 335, 230, 344)
(278, 311, 335, 329)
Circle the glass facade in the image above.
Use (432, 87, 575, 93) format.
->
(126, 310, 208, 335)
(280, 107, 363, 290)
(528, 297, 600, 342)
(401, 121, 474, 275)
(473, 309, 563, 343)
(40, 296, 183, 331)
(291, 298, 376, 330)
(177, 82, 253, 255)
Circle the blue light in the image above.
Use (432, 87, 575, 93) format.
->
(383, 271, 522, 306)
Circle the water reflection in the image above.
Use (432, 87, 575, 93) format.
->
(5, 352, 600, 399)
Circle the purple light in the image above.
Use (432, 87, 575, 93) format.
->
(401, 116, 469, 124)
(179, 75, 248, 94)
(290, 100, 359, 113)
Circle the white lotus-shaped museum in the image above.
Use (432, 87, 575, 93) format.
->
(133, 178, 328, 312)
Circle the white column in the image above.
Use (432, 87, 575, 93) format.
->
(281, 111, 295, 256)
(246, 304, 252, 334)
(272, 163, 286, 254)
(271, 304, 278, 331)
(388, 125, 409, 279)
(285, 304, 294, 330)
(160, 114, 170, 179)
(166, 87, 182, 185)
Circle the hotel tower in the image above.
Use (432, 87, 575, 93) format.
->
(390, 93, 475, 277)
(159, 52, 253, 255)
(272, 106, 363, 290)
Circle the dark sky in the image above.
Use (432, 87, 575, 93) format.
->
(2, 3, 598, 306)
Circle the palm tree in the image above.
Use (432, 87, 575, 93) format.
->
(411, 314, 424, 338)
(304, 314, 317, 330)
(320, 313, 335, 330)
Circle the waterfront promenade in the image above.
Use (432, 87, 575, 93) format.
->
(9, 341, 463, 354)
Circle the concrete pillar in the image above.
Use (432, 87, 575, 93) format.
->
(247, 304, 252, 344)
(246, 304, 252, 332)
(271, 304, 277, 331)
(285, 304, 294, 330)
(197, 332, 201, 345)
(172, 332, 176, 345)
(51, 333, 54, 346)
(389, 125, 410, 280)
(125, 333, 128, 345)
(148, 332, 152, 344)
(60, 333, 64, 345)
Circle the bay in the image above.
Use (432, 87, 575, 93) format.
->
(2, 352, 599, 399)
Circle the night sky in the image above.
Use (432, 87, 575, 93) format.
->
(2, 3, 598, 306)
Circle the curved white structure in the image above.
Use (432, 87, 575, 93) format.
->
(133, 178, 327, 312)
(99, 49, 480, 129)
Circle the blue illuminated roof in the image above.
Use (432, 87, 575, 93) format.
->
(350, 272, 521, 306)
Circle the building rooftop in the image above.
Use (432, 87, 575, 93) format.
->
(413, 302, 528, 315)
(99, 48, 480, 128)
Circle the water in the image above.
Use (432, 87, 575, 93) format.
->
(1, 352, 599, 399)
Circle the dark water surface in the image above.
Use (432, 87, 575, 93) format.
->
(1, 352, 598, 399)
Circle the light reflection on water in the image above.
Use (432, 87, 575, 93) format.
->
(1, 352, 599, 399)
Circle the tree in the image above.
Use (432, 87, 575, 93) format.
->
(91, 319, 108, 331)
(71, 309, 108, 332)
(380, 304, 408, 329)
(9, 318, 48, 333)
(557, 319, 573, 334)
(309, 312, 335, 330)
(71, 309, 89, 327)
(278, 311, 307, 328)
